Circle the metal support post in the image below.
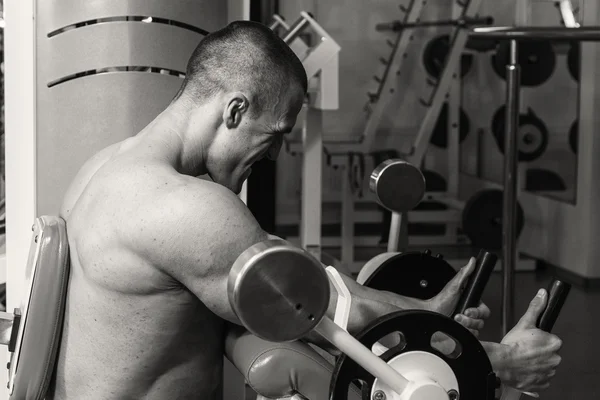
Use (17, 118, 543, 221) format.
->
(502, 40, 520, 335)
(341, 160, 354, 265)
(387, 212, 409, 253)
(300, 107, 323, 261)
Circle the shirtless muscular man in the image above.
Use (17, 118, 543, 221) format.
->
(50, 21, 562, 399)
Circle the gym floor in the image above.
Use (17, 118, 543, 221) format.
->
(479, 269, 597, 399)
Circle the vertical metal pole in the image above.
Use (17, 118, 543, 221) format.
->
(446, 0, 462, 244)
(341, 159, 354, 265)
(301, 107, 323, 261)
(502, 40, 520, 335)
(387, 212, 409, 253)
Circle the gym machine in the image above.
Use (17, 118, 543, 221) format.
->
(269, 12, 341, 263)
(223, 159, 570, 400)
(226, 233, 570, 400)
(309, 0, 499, 270)
(275, 2, 520, 271)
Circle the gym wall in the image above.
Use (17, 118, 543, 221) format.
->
(275, 0, 580, 228)
(35, 0, 227, 216)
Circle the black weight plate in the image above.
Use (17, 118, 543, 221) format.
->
(423, 34, 473, 80)
(462, 189, 525, 250)
(430, 103, 470, 148)
(569, 120, 578, 154)
(329, 310, 496, 400)
(362, 251, 456, 300)
(491, 40, 556, 87)
(525, 168, 566, 192)
(491, 106, 549, 162)
(567, 41, 579, 82)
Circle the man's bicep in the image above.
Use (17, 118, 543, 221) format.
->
(144, 183, 270, 324)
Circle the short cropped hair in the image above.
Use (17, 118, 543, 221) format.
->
(177, 21, 308, 116)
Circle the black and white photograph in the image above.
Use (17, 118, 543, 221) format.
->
(0, 1, 596, 399)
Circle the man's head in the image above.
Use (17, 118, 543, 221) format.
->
(175, 20, 307, 193)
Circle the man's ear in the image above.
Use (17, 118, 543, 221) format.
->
(223, 92, 250, 129)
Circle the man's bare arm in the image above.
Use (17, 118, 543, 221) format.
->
(133, 181, 428, 330)
(266, 234, 429, 331)
(131, 181, 269, 324)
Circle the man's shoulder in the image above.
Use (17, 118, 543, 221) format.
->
(104, 163, 237, 211)
(162, 176, 244, 214)
(130, 176, 266, 274)
(134, 175, 258, 245)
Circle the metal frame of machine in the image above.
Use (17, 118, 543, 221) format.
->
(289, 0, 582, 275)
(270, 12, 341, 262)
(279, 0, 490, 272)
(326, 0, 490, 271)
(362, 0, 485, 254)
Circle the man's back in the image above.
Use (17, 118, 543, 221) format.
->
(50, 140, 226, 400)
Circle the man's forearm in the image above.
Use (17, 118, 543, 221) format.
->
(327, 272, 430, 333)
(365, 288, 431, 313)
(304, 272, 430, 351)
(302, 279, 400, 352)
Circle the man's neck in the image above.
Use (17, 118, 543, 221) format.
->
(142, 98, 215, 177)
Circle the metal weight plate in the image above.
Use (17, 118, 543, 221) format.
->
(567, 41, 579, 82)
(360, 251, 457, 300)
(329, 310, 496, 400)
(357, 253, 400, 286)
(423, 35, 473, 80)
(491, 106, 549, 162)
(228, 240, 330, 342)
(491, 40, 556, 87)
(430, 103, 470, 149)
(462, 189, 525, 250)
(370, 159, 426, 213)
(569, 119, 578, 154)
